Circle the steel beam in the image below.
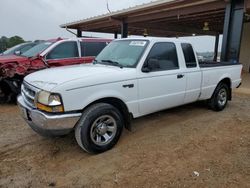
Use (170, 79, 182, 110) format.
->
(221, 0, 244, 62)
(121, 22, 128, 38)
(130, 22, 217, 36)
(77, 29, 82, 37)
(114, 31, 118, 39)
(246, 0, 250, 13)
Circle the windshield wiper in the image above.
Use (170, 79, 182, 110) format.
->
(101, 60, 123, 68)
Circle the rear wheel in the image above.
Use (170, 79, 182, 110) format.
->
(75, 103, 124, 154)
(208, 83, 229, 111)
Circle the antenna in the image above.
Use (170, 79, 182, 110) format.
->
(106, 0, 111, 13)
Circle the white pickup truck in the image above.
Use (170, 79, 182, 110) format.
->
(18, 38, 242, 153)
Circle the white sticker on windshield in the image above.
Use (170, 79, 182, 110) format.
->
(45, 42, 52, 45)
(129, 41, 146, 46)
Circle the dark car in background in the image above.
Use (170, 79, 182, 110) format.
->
(0, 41, 42, 56)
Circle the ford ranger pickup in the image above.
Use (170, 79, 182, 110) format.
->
(17, 38, 242, 154)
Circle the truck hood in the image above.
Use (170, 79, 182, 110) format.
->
(0, 55, 28, 63)
(24, 64, 137, 91)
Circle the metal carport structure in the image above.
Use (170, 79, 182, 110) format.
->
(61, 0, 250, 64)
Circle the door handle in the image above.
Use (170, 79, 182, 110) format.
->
(177, 74, 184, 79)
(123, 84, 134, 88)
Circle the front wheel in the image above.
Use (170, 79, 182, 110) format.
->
(0, 81, 11, 104)
(75, 103, 124, 154)
(208, 83, 229, 111)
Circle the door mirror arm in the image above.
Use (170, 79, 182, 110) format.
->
(14, 51, 21, 56)
(142, 58, 159, 73)
(142, 66, 151, 73)
(39, 55, 49, 67)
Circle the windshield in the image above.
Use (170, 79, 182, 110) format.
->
(22, 42, 53, 57)
(2, 43, 24, 55)
(95, 40, 148, 68)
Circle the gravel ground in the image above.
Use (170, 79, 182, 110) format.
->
(0, 77, 250, 187)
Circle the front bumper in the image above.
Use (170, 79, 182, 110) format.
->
(17, 95, 82, 137)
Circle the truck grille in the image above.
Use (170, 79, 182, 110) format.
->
(21, 82, 40, 108)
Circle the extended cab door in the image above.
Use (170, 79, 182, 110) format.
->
(138, 42, 186, 116)
(180, 43, 202, 104)
(45, 41, 83, 67)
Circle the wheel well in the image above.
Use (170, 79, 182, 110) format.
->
(219, 78, 232, 100)
(85, 97, 132, 130)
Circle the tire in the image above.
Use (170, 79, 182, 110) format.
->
(0, 82, 10, 104)
(75, 103, 124, 154)
(0, 87, 7, 104)
(208, 83, 229, 111)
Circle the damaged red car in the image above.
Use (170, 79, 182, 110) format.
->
(0, 38, 111, 103)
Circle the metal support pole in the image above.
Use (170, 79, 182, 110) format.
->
(221, 4, 231, 61)
(214, 34, 220, 62)
(114, 31, 118, 39)
(221, 0, 244, 62)
(77, 29, 82, 37)
(121, 22, 128, 38)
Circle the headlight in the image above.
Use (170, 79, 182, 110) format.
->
(35, 91, 64, 113)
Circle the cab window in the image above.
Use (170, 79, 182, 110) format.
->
(20, 44, 35, 53)
(46, 41, 79, 60)
(81, 42, 108, 57)
(181, 43, 197, 68)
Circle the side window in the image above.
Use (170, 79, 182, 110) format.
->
(20, 44, 34, 53)
(46, 41, 79, 60)
(181, 43, 197, 68)
(81, 42, 108, 57)
(145, 42, 179, 71)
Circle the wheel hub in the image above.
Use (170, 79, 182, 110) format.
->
(90, 115, 117, 146)
(96, 123, 108, 135)
(218, 88, 227, 106)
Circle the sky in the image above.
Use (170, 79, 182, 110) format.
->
(0, 0, 222, 52)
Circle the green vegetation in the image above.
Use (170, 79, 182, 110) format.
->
(0, 36, 25, 53)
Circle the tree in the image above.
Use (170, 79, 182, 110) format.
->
(0, 36, 9, 53)
(7, 36, 25, 48)
(0, 36, 25, 53)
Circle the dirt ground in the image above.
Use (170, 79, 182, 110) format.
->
(1, 75, 250, 188)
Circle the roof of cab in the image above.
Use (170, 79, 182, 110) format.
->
(114, 37, 190, 44)
(47, 37, 112, 43)
(79, 38, 112, 42)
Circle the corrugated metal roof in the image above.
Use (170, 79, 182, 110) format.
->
(60, 0, 181, 28)
(60, 0, 227, 37)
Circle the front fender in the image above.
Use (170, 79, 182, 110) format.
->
(63, 89, 127, 112)
(57, 81, 138, 116)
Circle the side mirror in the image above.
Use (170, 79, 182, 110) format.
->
(142, 58, 159, 73)
(14, 51, 21, 56)
(39, 55, 49, 67)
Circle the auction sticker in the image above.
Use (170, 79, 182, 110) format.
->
(129, 41, 147, 46)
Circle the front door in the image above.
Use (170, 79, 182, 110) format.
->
(138, 42, 186, 116)
(45, 41, 84, 67)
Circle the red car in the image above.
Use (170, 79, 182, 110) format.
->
(0, 38, 111, 103)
